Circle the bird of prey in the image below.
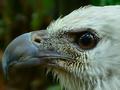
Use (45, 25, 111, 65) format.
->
(2, 5, 120, 90)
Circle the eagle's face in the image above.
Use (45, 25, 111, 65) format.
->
(2, 5, 120, 90)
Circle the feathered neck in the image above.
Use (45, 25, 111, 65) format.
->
(53, 70, 120, 90)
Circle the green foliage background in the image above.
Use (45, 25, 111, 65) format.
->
(0, 0, 120, 90)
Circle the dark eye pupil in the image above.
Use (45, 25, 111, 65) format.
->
(77, 31, 98, 50)
(80, 33, 92, 45)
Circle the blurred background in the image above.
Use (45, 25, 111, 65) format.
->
(0, 0, 120, 90)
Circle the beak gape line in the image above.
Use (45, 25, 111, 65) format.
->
(2, 31, 71, 79)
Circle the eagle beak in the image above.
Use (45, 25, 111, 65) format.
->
(2, 30, 68, 79)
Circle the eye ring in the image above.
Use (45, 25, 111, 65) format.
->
(76, 31, 99, 50)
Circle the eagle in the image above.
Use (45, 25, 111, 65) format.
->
(2, 5, 120, 90)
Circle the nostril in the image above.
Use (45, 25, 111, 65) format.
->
(32, 34, 42, 45)
(34, 38, 41, 43)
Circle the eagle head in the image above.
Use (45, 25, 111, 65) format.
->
(2, 5, 120, 90)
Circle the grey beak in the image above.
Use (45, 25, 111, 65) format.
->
(2, 30, 69, 79)
(2, 32, 36, 79)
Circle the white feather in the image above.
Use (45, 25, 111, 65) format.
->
(47, 5, 120, 90)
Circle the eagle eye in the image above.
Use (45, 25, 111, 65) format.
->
(76, 31, 99, 50)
